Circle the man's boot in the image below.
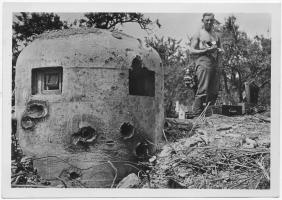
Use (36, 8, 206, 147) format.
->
(186, 97, 204, 119)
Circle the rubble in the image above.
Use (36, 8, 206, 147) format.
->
(216, 124, 233, 131)
(116, 173, 141, 188)
(142, 114, 270, 189)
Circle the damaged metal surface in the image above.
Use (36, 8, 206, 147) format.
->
(15, 28, 164, 187)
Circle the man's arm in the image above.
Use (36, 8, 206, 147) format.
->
(189, 31, 217, 55)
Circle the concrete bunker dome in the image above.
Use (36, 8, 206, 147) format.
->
(15, 28, 164, 187)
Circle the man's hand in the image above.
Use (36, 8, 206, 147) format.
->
(204, 45, 218, 53)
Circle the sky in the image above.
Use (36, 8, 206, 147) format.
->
(58, 12, 271, 44)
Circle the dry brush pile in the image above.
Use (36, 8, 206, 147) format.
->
(144, 114, 270, 189)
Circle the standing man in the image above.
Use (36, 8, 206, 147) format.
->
(188, 13, 221, 118)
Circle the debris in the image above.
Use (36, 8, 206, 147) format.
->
(116, 173, 140, 188)
(262, 142, 270, 148)
(197, 129, 207, 135)
(147, 114, 270, 189)
(184, 137, 204, 147)
(167, 178, 185, 188)
(159, 145, 172, 157)
(216, 124, 233, 131)
(108, 161, 118, 188)
(245, 138, 258, 148)
(253, 114, 270, 123)
(149, 156, 157, 163)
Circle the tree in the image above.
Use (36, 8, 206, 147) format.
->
(145, 36, 193, 117)
(79, 13, 154, 30)
(219, 16, 271, 106)
(13, 12, 64, 56)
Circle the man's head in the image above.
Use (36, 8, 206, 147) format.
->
(202, 13, 215, 32)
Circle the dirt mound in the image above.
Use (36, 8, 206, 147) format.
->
(144, 114, 270, 189)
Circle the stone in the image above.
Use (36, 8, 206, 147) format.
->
(116, 173, 140, 188)
(149, 156, 157, 163)
(158, 145, 172, 157)
(244, 138, 258, 148)
(197, 129, 207, 135)
(216, 124, 233, 131)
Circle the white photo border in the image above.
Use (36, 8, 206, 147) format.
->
(2, 2, 280, 198)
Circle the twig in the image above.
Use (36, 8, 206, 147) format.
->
(144, 138, 157, 146)
(233, 152, 269, 160)
(255, 175, 263, 189)
(107, 161, 118, 188)
(123, 163, 142, 172)
(229, 174, 260, 189)
(56, 177, 67, 188)
(11, 172, 27, 178)
(188, 102, 211, 135)
(256, 160, 270, 182)
(163, 129, 168, 143)
(229, 161, 253, 169)
(74, 179, 87, 188)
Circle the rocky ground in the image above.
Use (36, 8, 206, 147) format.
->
(142, 112, 271, 189)
(11, 112, 270, 189)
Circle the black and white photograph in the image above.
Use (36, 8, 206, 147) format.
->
(2, 2, 281, 198)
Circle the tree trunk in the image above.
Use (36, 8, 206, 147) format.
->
(221, 70, 230, 94)
(237, 70, 243, 102)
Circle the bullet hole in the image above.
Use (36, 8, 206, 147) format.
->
(27, 101, 48, 119)
(72, 126, 98, 150)
(120, 122, 135, 140)
(69, 171, 80, 180)
(80, 127, 95, 140)
(28, 104, 44, 117)
(21, 116, 35, 130)
(21, 100, 48, 130)
(135, 142, 149, 158)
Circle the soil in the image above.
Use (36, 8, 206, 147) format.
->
(143, 113, 271, 189)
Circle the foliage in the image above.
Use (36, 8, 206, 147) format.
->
(145, 36, 194, 117)
(146, 15, 271, 116)
(79, 13, 154, 30)
(13, 12, 64, 57)
(219, 16, 271, 105)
